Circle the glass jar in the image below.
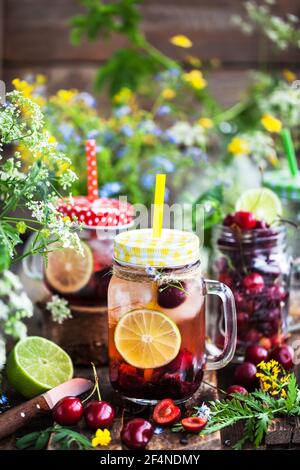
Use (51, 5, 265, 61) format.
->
(212, 225, 291, 356)
(108, 228, 237, 404)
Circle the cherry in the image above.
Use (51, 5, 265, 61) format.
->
(245, 345, 269, 365)
(159, 348, 193, 375)
(255, 220, 268, 229)
(181, 416, 207, 433)
(271, 345, 294, 370)
(233, 211, 257, 230)
(223, 213, 235, 227)
(244, 329, 261, 344)
(84, 400, 115, 430)
(219, 273, 233, 289)
(242, 273, 264, 294)
(121, 418, 154, 450)
(157, 282, 186, 309)
(52, 396, 84, 426)
(258, 337, 272, 351)
(234, 362, 257, 387)
(237, 312, 249, 331)
(152, 399, 181, 426)
(226, 385, 248, 400)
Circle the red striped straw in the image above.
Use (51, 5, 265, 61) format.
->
(85, 139, 98, 201)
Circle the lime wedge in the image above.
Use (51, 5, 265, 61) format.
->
(6, 337, 73, 398)
(235, 188, 282, 225)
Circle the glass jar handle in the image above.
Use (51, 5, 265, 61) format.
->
(204, 279, 237, 370)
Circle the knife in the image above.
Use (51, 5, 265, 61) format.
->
(0, 378, 93, 440)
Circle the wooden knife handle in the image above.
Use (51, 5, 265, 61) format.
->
(0, 395, 50, 440)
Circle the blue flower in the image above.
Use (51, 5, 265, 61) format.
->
(58, 123, 74, 141)
(121, 124, 134, 137)
(114, 105, 131, 118)
(168, 67, 180, 77)
(103, 131, 114, 144)
(164, 129, 178, 144)
(153, 156, 175, 173)
(87, 129, 100, 139)
(116, 146, 128, 159)
(186, 146, 208, 163)
(100, 182, 123, 197)
(76, 92, 96, 108)
(57, 142, 67, 151)
(141, 174, 155, 189)
(156, 105, 171, 117)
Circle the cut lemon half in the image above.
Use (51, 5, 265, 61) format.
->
(236, 188, 282, 225)
(114, 309, 181, 369)
(46, 241, 93, 293)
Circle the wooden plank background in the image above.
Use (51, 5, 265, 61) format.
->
(1, 0, 300, 106)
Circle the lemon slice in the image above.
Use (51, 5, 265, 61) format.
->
(46, 241, 93, 293)
(236, 188, 282, 225)
(114, 309, 181, 369)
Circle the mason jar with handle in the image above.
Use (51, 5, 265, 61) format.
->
(108, 228, 237, 405)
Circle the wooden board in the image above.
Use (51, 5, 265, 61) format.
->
(48, 368, 221, 451)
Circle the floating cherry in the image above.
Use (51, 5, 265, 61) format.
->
(152, 398, 181, 426)
(242, 273, 264, 294)
(233, 211, 257, 230)
(157, 282, 186, 309)
(121, 418, 154, 450)
(53, 396, 84, 426)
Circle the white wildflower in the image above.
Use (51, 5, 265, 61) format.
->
(46, 295, 72, 324)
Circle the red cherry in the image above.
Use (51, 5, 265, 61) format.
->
(52, 396, 84, 426)
(233, 211, 257, 230)
(237, 312, 249, 331)
(152, 399, 181, 426)
(84, 400, 115, 430)
(244, 328, 261, 344)
(258, 337, 272, 351)
(121, 418, 154, 450)
(245, 345, 269, 365)
(255, 220, 268, 229)
(219, 273, 233, 289)
(181, 416, 207, 433)
(242, 273, 264, 294)
(226, 385, 248, 400)
(157, 282, 186, 309)
(271, 345, 294, 370)
(223, 214, 235, 227)
(234, 362, 257, 386)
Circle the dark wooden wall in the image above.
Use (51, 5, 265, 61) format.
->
(1, 0, 300, 106)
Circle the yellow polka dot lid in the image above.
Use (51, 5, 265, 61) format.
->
(114, 228, 200, 267)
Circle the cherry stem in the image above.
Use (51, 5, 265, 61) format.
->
(82, 363, 102, 403)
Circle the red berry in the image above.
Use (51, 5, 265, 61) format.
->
(242, 273, 264, 294)
(152, 399, 181, 426)
(84, 400, 115, 430)
(271, 345, 294, 370)
(157, 282, 186, 309)
(223, 214, 235, 227)
(258, 337, 272, 351)
(181, 416, 207, 433)
(234, 362, 257, 386)
(245, 345, 269, 365)
(255, 220, 268, 229)
(219, 273, 233, 289)
(52, 396, 84, 426)
(233, 211, 257, 230)
(226, 385, 248, 400)
(121, 418, 154, 450)
(244, 329, 261, 344)
(237, 312, 249, 330)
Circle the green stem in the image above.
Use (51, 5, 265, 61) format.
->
(92, 362, 101, 401)
(212, 101, 249, 124)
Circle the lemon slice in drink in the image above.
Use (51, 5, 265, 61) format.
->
(6, 337, 73, 398)
(114, 309, 181, 369)
(236, 188, 282, 225)
(45, 241, 93, 293)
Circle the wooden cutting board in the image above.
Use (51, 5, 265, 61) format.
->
(48, 368, 221, 450)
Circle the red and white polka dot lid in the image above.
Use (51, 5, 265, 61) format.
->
(57, 196, 134, 228)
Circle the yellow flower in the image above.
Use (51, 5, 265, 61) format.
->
(170, 35, 193, 48)
(161, 88, 176, 100)
(227, 137, 250, 155)
(182, 70, 207, 90)
(185, 55, 202, 68)
(56, 89, 78, 103)
(91, 429, 111, 447)
(48, 135, 57, 144)
(199, 117, 213, 129)
(113, 87, 133, 104)
(12, 78, 34, 98)
(261, 114, 282, 134)
(143, 134, 155, 145)
(283, 69, 297, 83)
(36, 74, 47, 86)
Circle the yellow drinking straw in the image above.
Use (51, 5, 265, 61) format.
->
(152, 174, 166, 238)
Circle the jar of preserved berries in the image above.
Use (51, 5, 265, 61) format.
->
(108, 228, 237, 404)
(212, 223, 291, 356)
(264, 171, 300, 323)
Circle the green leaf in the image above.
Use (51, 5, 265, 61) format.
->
(16, 431, 41, 449)
(254, 413, 270, 447)
(192, 184, 224, 230)
(285, 373, 298, 411)
(0, 242, 11, 272)
(34, 431, 51, 450)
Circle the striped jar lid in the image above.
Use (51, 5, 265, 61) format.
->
(114, 228, 200, 267)
(263, 171, 300, 202)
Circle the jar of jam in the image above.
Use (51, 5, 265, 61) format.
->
(212, 220, 291, 355)
(108, 228, 237, 404)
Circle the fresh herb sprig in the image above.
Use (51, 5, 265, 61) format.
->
(16, 425, 93, 450)
(203, 372, 300, 449)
